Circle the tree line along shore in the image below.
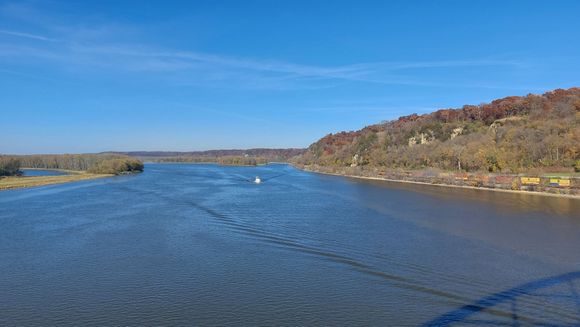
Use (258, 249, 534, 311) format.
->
(0, 154, 144, 190)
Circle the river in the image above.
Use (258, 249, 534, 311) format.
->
(21, 169, 69, 177)
(0, 163, 579, 326)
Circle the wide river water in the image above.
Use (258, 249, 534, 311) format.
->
(1, 163, 579, 326)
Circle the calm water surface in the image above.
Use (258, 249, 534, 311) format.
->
(21, 169, 68, 177)
(1, 164, 579, 326)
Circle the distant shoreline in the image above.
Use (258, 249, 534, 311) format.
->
(143, 161, 269, 167)
(297, 166, 580, 200)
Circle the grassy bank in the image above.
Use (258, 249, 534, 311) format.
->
(0, 173, 113, 191)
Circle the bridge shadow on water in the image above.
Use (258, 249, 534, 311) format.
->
(423, 271, 580, 326)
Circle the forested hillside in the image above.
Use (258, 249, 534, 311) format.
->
(1, 154, 144, 175)
(296, 88, 580, 173)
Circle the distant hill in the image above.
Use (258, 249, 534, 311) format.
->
(114, 148, 305, 166)
(114, 148, 305, 158)
(295, 88, 580, 173)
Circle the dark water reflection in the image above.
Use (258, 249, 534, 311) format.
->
(21, 169, 68, 177)
(0, 164, 579, 326)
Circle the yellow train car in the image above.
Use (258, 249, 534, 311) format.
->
(521, 177, 540, 185)
(548, 178, 571, 187)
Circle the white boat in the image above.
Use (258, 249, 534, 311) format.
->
(254, 176, 261, 184)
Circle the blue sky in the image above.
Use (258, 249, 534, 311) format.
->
(1, 0, 579, 154)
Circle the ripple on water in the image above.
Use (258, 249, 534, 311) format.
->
(1, 163, 579, 326)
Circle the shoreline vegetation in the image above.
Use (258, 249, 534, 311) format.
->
(0, 154, 144, 191)
(295, 164, 580, 199)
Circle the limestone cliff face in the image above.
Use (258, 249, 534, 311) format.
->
(408, 132, 435, 146)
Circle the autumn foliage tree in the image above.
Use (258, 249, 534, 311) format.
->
(0, 157, 21, 176)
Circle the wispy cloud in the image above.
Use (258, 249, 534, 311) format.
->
(0, 29, 57, 42)
(356, 59, 526, 70)
(0, 5, 533, 91)
(169, 102, 276, 125)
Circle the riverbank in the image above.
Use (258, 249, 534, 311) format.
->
(0, 173, 113, 191)
(296, 165, 580, 199)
